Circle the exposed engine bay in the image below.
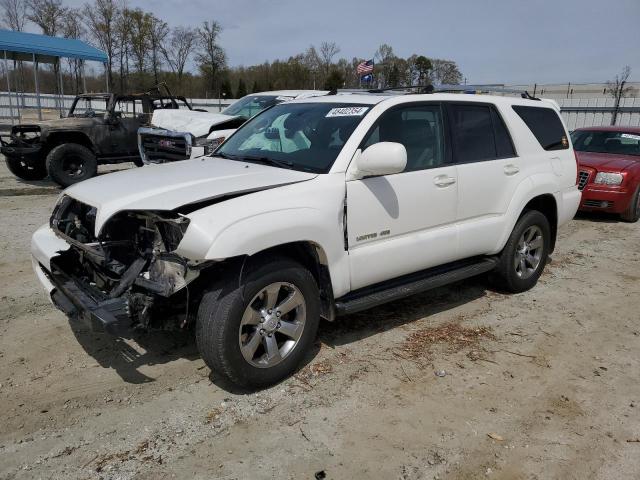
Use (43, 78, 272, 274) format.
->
(47, 196, 207, 332)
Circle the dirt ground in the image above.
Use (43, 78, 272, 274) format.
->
(1, 157, 639, 480)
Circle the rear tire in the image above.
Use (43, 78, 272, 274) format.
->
(493, 210, 551, 293)
(196, 257, 320, 389)
(46, 143, 97, 187)
(5, 156, 47, 180)
(620, 185, 640, 223)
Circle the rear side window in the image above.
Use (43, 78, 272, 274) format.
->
(512, 105, 568, 151)
(448, 104, 516, 163)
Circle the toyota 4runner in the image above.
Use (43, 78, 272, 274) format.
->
(31, 90, 581, 389)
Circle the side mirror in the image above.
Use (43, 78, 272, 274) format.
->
(350, 142, 407, 179)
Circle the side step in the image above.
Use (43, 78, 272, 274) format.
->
(334, 257, 498, 316)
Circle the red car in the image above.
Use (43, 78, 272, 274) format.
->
(572, 126, 640, 222)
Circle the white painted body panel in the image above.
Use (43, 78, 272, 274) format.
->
(31, 92, 581, 303)
(346, 166, 459, 290)
(151, 109, 236, 138)
(63, 158, 316, 235)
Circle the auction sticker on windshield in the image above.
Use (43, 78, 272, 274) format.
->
(621, 133, 640, 140)
(326, 106, 369, 117)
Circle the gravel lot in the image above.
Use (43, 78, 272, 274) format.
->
(1, 157, 639, 480)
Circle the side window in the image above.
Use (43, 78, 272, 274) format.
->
(512, 105, 568, 151)
(361, 104, 445, 172)
(114, 99, 144, 119)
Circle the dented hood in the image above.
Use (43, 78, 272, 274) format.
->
(151, 109, 239, 137)
(64, 157, 316, 234)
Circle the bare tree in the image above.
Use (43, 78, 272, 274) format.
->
(62, 8, 85, 93)
(83, 0, 120, 90)
(196, 20, 226, 95)
(148, 15, 169, 85)
(1, 0, 27, 30)
(26, 0, 66, 36)
(162, 26, 197, 88)
(606, 65, 634, 99)
(607, 66, 634, 125)
(127, 8, 152, 81)
(319, 41, 340, 76)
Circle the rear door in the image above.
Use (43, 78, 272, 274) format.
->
(346, 103, 459, 290)
(446, 102, 521, 257)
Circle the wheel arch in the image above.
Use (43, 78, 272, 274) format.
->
(45, 131, 95, 153)
(521, 194, 558, 252)
(242, 241, 335, 322)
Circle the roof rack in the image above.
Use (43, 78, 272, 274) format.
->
(339, 84, 540, 100)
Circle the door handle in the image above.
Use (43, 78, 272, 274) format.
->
(434, 175, 456, 187)
(503, 164, 520, 176)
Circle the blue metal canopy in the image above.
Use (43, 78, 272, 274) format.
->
(0, 29, 108, 63)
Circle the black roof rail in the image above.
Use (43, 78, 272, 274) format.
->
(336, 84, 541, 100)
(432, 84, 541, 100)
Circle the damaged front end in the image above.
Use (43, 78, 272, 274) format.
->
(0, 125, 43, 162)
(44, 196, 206, 334)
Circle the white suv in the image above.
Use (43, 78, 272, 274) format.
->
(31, 91, 581, 388)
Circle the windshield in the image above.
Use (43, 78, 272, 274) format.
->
(222, 95, 285, 119)
(68, 96, 109, 118)
(571, 130, 640, 157)
(215, 102, 371, 173)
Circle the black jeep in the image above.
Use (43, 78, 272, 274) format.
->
(1, 90, 196, 187)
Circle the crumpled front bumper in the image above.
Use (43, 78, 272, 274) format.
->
(31, 224, 131, 334)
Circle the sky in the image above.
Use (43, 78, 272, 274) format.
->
(64, 0, 639, 85)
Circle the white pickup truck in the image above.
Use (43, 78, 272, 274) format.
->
(32, 90, 580, 389)
(138, 90, 325, 163)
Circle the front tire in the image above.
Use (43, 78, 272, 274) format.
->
(620, 185, 640, 223)
(46, 143, 97, 187)
(5, 156, 47, 180)
(196, 257, 320, 389)
(493, 210, 551, 293)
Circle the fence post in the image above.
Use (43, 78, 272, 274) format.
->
(4, 50, 15, 125)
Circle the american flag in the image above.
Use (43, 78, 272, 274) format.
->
(356, 59, 374, 75)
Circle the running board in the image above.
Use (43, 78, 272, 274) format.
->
(334, 257, 498, 316)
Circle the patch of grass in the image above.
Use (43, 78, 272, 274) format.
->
(399, 322, 494, 359)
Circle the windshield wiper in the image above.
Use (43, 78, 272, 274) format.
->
(238, 156, 295, 170)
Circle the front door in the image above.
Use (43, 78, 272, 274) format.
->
(108, 98, 145, 156)
(346, 103, 459, 291)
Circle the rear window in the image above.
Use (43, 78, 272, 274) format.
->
(512, 105, 568, 151)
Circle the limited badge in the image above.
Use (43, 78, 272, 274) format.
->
(561, 136, 568, 147)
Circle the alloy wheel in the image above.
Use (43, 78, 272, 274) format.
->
(514, 225, 543, 279)
(238, 282, 306, 368)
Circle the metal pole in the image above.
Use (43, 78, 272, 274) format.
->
(58, 57, 65, 116)
(82, 60, 87, 93)
(4, 51, 15, 125)
(33, 53, 42, 121)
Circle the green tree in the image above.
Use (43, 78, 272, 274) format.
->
(220, 78, 233, 98)
(414, 55, 432, 85)
(323, 69, 344, 91)
(236, 78, 248, 98)
(251, 80, 260, 93)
